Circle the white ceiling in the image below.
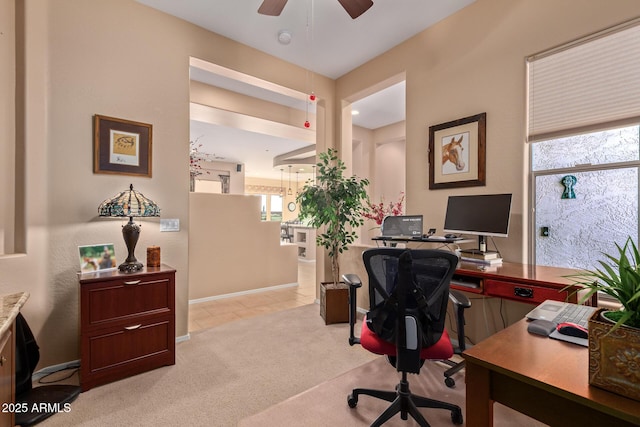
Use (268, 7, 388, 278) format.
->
(137, 0, 476, 179)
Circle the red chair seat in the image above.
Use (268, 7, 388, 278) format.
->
(359, 315, 454, 360)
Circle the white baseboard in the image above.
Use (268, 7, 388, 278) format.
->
(189, 282, 299, 305)
(176, 333, 190, 343)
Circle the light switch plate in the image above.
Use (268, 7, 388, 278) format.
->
(160, 218, 180, 232)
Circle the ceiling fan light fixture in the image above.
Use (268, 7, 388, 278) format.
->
(278, 30, 292, 45)
(337, 0, 374, 19)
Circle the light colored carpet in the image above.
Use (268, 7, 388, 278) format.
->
(239, 357, 548, 427)
(37, 302, 547, 426)
(38, 304, 377, 426)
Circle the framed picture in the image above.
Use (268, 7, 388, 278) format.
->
(428, 112, 486, 190)
(78, 243, 117, 274)
(94, 115, 152, 177)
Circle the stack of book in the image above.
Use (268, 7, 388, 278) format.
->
(460, 250, 503, 265)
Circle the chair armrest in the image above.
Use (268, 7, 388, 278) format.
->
(342, 274, 362, 346)
(342, 274, 362, 288)
(449, 289, 471, 309)
(448, 289, 471, 352)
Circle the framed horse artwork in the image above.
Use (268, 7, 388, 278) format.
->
(428, 112, 486, 190)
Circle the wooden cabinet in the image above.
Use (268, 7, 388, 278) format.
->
(79, 265, 175, 391)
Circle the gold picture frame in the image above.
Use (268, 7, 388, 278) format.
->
(428, 113, 486, 190)
(94, 115, 152, 177)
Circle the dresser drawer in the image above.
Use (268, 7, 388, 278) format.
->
(81, 316, 174, 391)
(81, 273, 174, 328)
(84, 317, 173, 372)
(485, 279, 568, 304)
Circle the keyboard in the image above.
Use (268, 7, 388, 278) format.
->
(551, 304, 594, 328)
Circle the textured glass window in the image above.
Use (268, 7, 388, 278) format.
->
(535, 168, 638, 270)
(532, 126, 639, 171)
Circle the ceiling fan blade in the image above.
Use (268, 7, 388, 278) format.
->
(258, 0, 288, 16)
(337, 0, 374, 19)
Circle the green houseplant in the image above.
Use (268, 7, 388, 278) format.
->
(297, 148, 369, 323)
(565, 236, 640, 401)
(566, 236, 640, 331)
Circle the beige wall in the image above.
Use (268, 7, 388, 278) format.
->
(337, 0, 640, 264)
(188, 193, 297, 300)
(0, 0, 332, 369)
(2, 0, 639, 369)
(0, 0, 15, 255)
(337, 0, 640, 342)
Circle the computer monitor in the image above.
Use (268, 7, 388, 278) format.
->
(443, 194, 512, 252)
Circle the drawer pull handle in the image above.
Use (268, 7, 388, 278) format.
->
(124, 280, 141, 285)
(514, 287, 534, 298)
(0, 356, 5, 366)
(124, 324, 142, 331)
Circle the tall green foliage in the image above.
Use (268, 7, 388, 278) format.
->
(566, 236, 640, 330)
(297, 149, 369, 285)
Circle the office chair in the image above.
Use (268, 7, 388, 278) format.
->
(343, 248, 464, 426)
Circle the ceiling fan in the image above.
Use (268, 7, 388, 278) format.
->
(258, 0, 374, 20)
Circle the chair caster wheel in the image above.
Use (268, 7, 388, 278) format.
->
(347, 393, 358, 408)
(445, 377, 456, 388)
(451, 408, 463, 425)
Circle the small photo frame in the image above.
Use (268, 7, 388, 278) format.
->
(428, 113, 486, 190)
(79, 243, 117, 274)
(94, 114, 152, 177)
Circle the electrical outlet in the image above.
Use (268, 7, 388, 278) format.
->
(160, 219, 180, 232)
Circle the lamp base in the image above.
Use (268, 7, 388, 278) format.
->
(118, 261, 144, 273)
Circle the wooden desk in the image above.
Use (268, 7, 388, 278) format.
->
(463, 319, 640, 427)
(452, 261, 584, 305)
(370, 239, 583, 305)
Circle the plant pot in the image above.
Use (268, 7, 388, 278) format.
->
(320, 282, 349, 325)
(588, 308, 640, 401)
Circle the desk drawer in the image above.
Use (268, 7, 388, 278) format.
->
(485, 279, 568, 304)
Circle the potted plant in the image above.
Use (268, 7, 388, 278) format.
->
(297, 148, 369, 324)
(565, 236, 640, 401)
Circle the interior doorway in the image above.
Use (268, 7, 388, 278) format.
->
(347, 76, 407, 244)
(187, 57, 318, 324)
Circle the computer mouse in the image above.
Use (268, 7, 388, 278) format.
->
(556, 322, 588, 339)
(444, 233, 458, 239)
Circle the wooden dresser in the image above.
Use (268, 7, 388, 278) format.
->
(78, 265, 175, 391)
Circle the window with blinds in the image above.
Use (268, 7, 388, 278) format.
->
(527, 18, 640, 142)
(527, 18, 640, 272)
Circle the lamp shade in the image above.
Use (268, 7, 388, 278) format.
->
(98, 184, 160, 273)
(98, 183, 160, 219)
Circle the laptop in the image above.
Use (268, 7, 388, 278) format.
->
(381, 215, 423, 238)
(525, 300, 597, 347)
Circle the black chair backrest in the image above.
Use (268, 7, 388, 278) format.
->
(363, 248, 458, 347)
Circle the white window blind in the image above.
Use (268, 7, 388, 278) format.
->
(527, 19, 640, 142)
